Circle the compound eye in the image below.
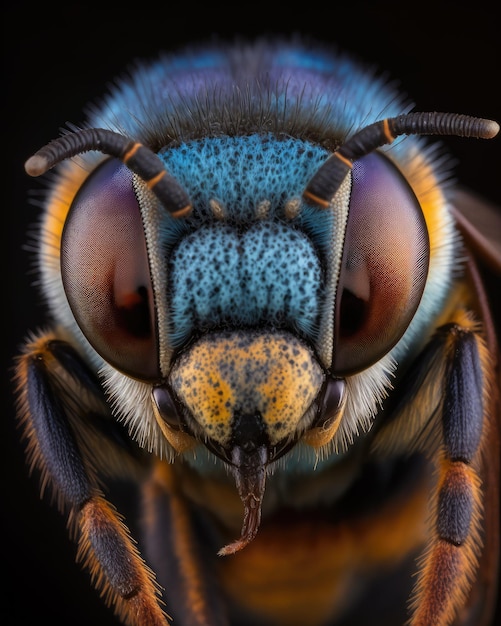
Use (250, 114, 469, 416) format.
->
(332, 152, 429, 375)
(61, 158, 160, 380)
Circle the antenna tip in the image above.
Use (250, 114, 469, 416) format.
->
(482, 119, 500, 139)
(25, 154, 49, 176)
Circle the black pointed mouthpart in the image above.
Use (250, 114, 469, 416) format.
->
(218, 444, 268, 556)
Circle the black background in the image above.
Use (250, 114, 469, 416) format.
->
(3, 2, 500, 624)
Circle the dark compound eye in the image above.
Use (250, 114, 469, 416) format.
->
(61, 158, 160, 380)
(332, 152, 430, 375)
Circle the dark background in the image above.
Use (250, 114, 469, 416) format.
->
(3, 2, 500, 624)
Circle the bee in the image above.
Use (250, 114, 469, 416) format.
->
(14, 38, 500, 626)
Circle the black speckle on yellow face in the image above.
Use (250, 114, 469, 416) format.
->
(169, 330, 324, 446)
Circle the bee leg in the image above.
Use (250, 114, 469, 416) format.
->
(15, 335, 168, 626)
(409, 317, 488, 626)
(142, 460, 230, 626)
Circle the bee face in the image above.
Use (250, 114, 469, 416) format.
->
(14, 38, 500, 626)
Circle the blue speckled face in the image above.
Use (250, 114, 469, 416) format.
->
(168, 220, 322, 344)
(161, 135, 330, 348)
